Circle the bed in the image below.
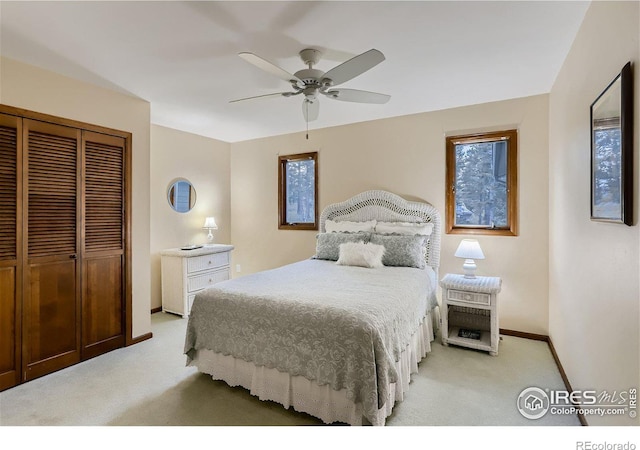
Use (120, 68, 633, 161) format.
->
(184, 190, 441, 425)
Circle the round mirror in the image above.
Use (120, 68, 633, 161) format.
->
(167, 178, 197, 213)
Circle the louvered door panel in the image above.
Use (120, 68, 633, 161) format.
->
(0, 113, 21, 391)
(23, 120, 80, 382)
(0, 124, 17, 260)
(82, 131, 125, 358)
(28, 131, 77, 258)
(85, 137, 124, 253)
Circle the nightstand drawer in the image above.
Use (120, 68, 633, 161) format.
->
(447, 289, 491, 305)
(187, 252, 230, 273)
(188, 268, 229, 292)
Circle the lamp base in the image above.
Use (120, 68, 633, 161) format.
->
(462, 259, 477, 278)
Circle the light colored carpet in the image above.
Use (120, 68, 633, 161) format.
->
(1, 312, 580, 427)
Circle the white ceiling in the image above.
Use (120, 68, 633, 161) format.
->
(0, 1, 590, 143)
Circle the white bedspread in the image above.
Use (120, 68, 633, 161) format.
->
(184, 259, 437, 425)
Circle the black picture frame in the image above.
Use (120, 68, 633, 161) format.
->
(590, 62, 633, 225)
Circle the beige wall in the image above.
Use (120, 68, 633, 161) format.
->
(0, 57, 152, 339)
(150, 125, 231, 310)
(231, 94, 550, 334)
(549, 1, 639, 426)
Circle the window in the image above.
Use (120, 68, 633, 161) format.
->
(445, 130, 518, 236)
(278, 152, 318, 230)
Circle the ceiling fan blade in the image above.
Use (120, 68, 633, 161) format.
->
(325, 88, 390, 104)
(302, 99, 319, 122)
(322, 49, 385, 86)
(238, 52, 302, 84)
(229, 92, 293, 103)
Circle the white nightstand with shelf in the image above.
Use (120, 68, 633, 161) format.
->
(161, 244, 234, 318)
(439, 273, 502, 355)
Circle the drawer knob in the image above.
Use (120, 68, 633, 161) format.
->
(208, 260, 212, 265)
(209, 279, 212, 283)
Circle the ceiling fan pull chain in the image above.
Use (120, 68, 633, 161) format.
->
(305, 101, 309, 140)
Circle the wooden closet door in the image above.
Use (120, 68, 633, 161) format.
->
(23, 120, 81, 381)
(0, 114, 21, 391)
(81, 131, 126, 359)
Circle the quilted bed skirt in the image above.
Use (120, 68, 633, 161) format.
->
(188, 310, 438, 426)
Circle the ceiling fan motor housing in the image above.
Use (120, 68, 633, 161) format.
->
(294, 67, 325, 100)
(294, 68, 324, 85)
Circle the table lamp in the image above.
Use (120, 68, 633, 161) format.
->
(454, 238, 485, 278)
(203, 217, 218, 245)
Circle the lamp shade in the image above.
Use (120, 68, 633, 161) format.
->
(203, 217, 218, 230)
(454, 239, 485, 260)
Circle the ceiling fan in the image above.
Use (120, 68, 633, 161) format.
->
(230, 48, 391, 123)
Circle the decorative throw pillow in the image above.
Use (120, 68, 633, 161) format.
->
(325, 219, 376, 233)
(315, 232, 371, 261)
(375, 221, 433, 236)
(369, 234, 427, 269)
(336, 242, 385, 268)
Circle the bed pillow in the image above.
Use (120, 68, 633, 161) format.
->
(369, 234, 427, 269)
(315, 232, 370, 261)
(336, 242, 385, 268)
(374, 221, 433, 236)
(325, 219, 376, 233)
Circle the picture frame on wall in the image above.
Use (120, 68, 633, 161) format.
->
(590, 61, 633, 226)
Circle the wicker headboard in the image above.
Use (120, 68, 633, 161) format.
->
(319, 190, 441, 272)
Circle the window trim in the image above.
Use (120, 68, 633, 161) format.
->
(445, 129, 518, 236)
(278, 151, 318, 230)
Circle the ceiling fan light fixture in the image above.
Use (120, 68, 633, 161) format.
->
(303, 87, 318, 100)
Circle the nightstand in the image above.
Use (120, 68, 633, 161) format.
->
(439, 273, 502, 355)
(161, 244, 234, 318)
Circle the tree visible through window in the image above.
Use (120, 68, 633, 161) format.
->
(278, 152, 318, 230)
(446, 130, 518, 236)
(592, 121, 621, 219)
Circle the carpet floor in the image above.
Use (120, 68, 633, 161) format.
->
(1, 311, 588, 446)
